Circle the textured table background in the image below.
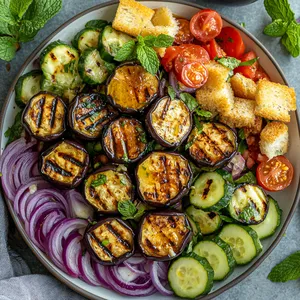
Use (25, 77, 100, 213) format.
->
(0, 0, 300, 299)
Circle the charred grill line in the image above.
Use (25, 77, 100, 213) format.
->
(202, 179, 213, 199)
(49, 98, 58, 128)
(105, 223, 131, 249)
(60, 153, 84, 167)
(192, 137, 211, 162)
(77, 105, 105, 122)
(175, 161, 182, 192)
(160, 98, 171, 120)
(144, 87, 151, 101)
(44, 160, 72, 177)
(36, 96, 45, 128)
(103, 183, 118, 209)
(89, 232, 115, 259)
(211, 123, 234, 149)
(84, 110, 111, 130)
(201, 131, 225, 157)
(145, 238, 157, 252)
(118, 123, 129, 160)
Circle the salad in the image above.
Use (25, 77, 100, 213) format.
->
(0, 0, 297, 298)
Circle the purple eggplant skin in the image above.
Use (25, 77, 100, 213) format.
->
(68, 93, 119, 141)
(138, 211, 193, 261)
(39, 139, 89, 189)
(84, 217, 135, 265)
(106, 62, 160, 114)
(102, 116, 148, 164)
(135, 151, 193, 208)
(145, 96, 193, 148)
(83, 164, 135, 214)
(22, 91, 67, 142)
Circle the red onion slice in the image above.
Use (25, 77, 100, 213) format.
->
(123, 261, 147, 276)
(93, 262, 112, 289)
(126, 256, 146, 265)
(78, 251, 101, 286)
(150, 261, 173, 296)
(231, 153, 246, 179)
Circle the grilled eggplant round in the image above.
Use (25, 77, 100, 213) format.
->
(85, 218, 135, 265)
(135, 152, 192, 207)
(68, 93, 118, 140)
(146, 96, 192, 148)
(187, 122, 237, 169)
(106, 62, 159, 114)
(102, 117, 148, 164)
(138, 211, 192, 261)
(22, 91, 67, 141)
(84, 165, 134, 214)
(40, 140, 89, 188)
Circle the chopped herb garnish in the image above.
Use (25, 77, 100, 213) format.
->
(238, 139, 247, 154)
(91, 174, 107, 187)
(168, 85, 176, 100)
(194, 108, 212, 119)
(185, 140, 194, 151)
(228, 37, 234, 43)
(193, 115, 203, 133)
(90, 112, 100, 122)
(120, 177, 127, 186)
(180, 93, 199, 111)
(101, 239, 110, 246)
(139, 133, 147, 143)
(123, 153, 129, 162)
(240, 22, 246, 28)
(120, 121, 126, 127)
(238, 128, 246, 140)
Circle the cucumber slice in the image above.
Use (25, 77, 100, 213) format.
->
(193, 237, 236, 280)
(78, 48, 115, 85)
(186, 206, 222, 235)
(168, 253, 214, 298)
(15, 70, 42, 107)
(190, 172, 234, 211)
(228, 184, 269, 225)
(99, 25, 134, 62)
(40, 40, 82, 89)
(187, 215, 200, 236)
(250, 196, 282, 239)
(72, 28, 101, 52)
(219, 224, 262, 265)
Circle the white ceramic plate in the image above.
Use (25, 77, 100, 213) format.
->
(0, 1, 299, 299)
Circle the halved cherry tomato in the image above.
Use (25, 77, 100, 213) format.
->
(161, 46, 183, 72)
(256, 156, 294, 191)
(216, 27, 245, 58)
(203, 38, 226, 59)
(174, 45, 210, 75)
(190, 9, 223, 43)
(175, 19, 194, 45)
(255, 65, 270, 81)
(234, 51, 258, 80)
(180, 62, 208, 88)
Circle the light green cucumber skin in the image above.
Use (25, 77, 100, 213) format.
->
(187, 215, 200, 236)
(71, 28, 101, 52)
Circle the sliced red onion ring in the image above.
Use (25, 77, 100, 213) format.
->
(159, 78, 167, 97)
(156, 261, 169, 280)
(93, 262, 112, 289)
(78, 251, 101, 286)
(117, 266, 140, 282)
(126, 256, 146, 265)
(169, 71, 181, 98)
(150, 261, 173, 296)
(231, 153, 246, 179)
(123, 261, 147, 276)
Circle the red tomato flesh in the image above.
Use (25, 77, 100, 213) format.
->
(174, 18, 194, 45)
(234, 51, 258, 80)
(180, 62, 208, 88)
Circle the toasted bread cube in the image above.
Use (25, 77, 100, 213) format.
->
(259, 121, 289, 159)
(244, 116, 263, 137)
(205, 61, 231, 89)
(112, 0, 155, 36)
(230, 73, 257, 100)
(254, 80, 296, 122)
(219, 97, 256, 128)
(151, 7, 178, 27)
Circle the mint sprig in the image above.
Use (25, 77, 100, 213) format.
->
(118, 200, 146, 221)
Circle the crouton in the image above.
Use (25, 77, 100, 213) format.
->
(112, 0, 155, 36)
(230, 73, 256, 100)
(254, 80, 296, 122)
(259, 121, 289, 159)
(219, 97, 256, 128)
(244, 116, 263, 137)
(152, 7, 178, 28)
(205, 61, 231, 89)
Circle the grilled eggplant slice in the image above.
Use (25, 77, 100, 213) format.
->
(40, 140, 89, 188)
(146, 96, 192, 148)
(228, 184, 269, 225)
(106, 63, 159, 114)
(85, 218, 135, 265)
(138, 211, 192, 261)
(68, 93, 118, 140)
(187, 122, 237, 168)
(84, 165, 134, 213)
(136, 152, 192, 207)
(22, 91, 66, 141)
(102, 117, 147, 164)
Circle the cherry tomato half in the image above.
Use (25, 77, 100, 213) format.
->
(234, 51, 258, 80)
(174, 18, 194, 45)
(180, 62, 208, 88)
(190, 9, 223, 43)
(161, 46, 184, 72)
(174, 45, 210, 75)
(256, 156, 294, 191)
(203, 38, 226, 60)
(216, 27, 245, 58)
(255, 65, 270, 81)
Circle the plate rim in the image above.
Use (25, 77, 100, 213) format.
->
(0, 1, 300, 299)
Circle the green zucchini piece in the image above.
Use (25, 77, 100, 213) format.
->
(99, 25, 134, 62)
(72, 28, 101, 52)
(190, 171, 234, 211)
(15, 70, 42, 107)
(193, 236, 236, 280)
(40, 40, 82, 89)
(78, 48, 115, 85)
(168, 253, 214, 298)
(228, 184, 269, 225)
(187, 215, 200, 236)
(219, 224, 262, 265)
(186, 206, 222, 235)
(250, 196, 282, 239)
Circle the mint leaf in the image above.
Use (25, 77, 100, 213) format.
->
(268, 251, 300, 282)
(101, 239, 110, 246)
(216, 169, 234, 184)
(91, 174, 107, 187)
(18, 19, 44, 42)
(85, 19, 108, 29)
(239, 203, 259, 223)
(0, 36, 17, 61)
(0, 20, 11, 35)
(114, 40, 136, 62)
(264, 19, 288, 37)
(10, 0, 33, 19)
(281, 21, 300, 57)
(0, 1, 16, 25)
(239, 57, 259, 66)
(195, 108, 212, 118)
(118, 200, 137, 218)
(234, 171, 257, 185)
(168, 85, 176, 100)
(238, 139, 247, 154)
(238, 128, 246, 140)
(180, 93, 199, 111)
(216, 56, 241, 69)
(153, 34, 174, 48)
(136, 44, 159, 74)
(193, 115, 203, 133)
(264, 0, 294, 22)
(143, 35, 156, 47)
(4, 111, 23, 145)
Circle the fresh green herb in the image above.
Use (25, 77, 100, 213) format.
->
(168, 85, 176, 100)
(239, 204, 258, 223)
(94, 162, 101, 169)
(180, 93, 199, 111)
(193, 115, 203, 133)
(89, 220, 97, 225)
(238, 128, 246, 140)
(120, 121, 126, 127)
(239, 58, 259, 66)
(118, 200, 146, 221)
(240, 22, 246, 28)
(215, 56, 258, 73)
(220, 215, 235, 223)
(120, 177, 127, 186)
(238, 139, 248, 154)
(139, 132, 147, 144)
(91, 174, 107, 187)
(234, 171, 257, 185)
(264, 0, 300, 57)
(194, 107, 212, 119)
(85, 19, 108, 30)
(63, 60, 76, 74)
(268, 251, 300, 282)
(216, 169, 234, 184)
(0, 172, 2, 177)
(145, 140, 156, 154)
(0, 0, 62, 61)
(122, 152, 129, 162)
(101, 239, 110, 247)
(4, 111, 23, 145)
(94, 142, 102, 152)
(185, 140, 194, 151)
(114, 40, 136, 62)
(90, 112, 100, 122)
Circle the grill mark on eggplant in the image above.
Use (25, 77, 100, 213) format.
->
(201, 131, 225, 158)
(59, 153, 84, 167)
(76, 105, 105, 122)
(160, 97, 171, 120)
(167, 216, 177, 228)
(202, 179, 213, 199)
(36, 96, 45, 128)
(89, 232, 115, 259)
(211, 123, 235, 149)
(144, 87, 151, 101)
(49, 97, 58, 128)
(103, 183, 118, 209)
(105, 223, 131, 250)
(175, 161, 183, 192)
(84, 110, 111, 130)
(191, 137, 211, 162)
(44, 160, 72, 177)
(160, 155, 171, 200)
(145, 238, 157, 252)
